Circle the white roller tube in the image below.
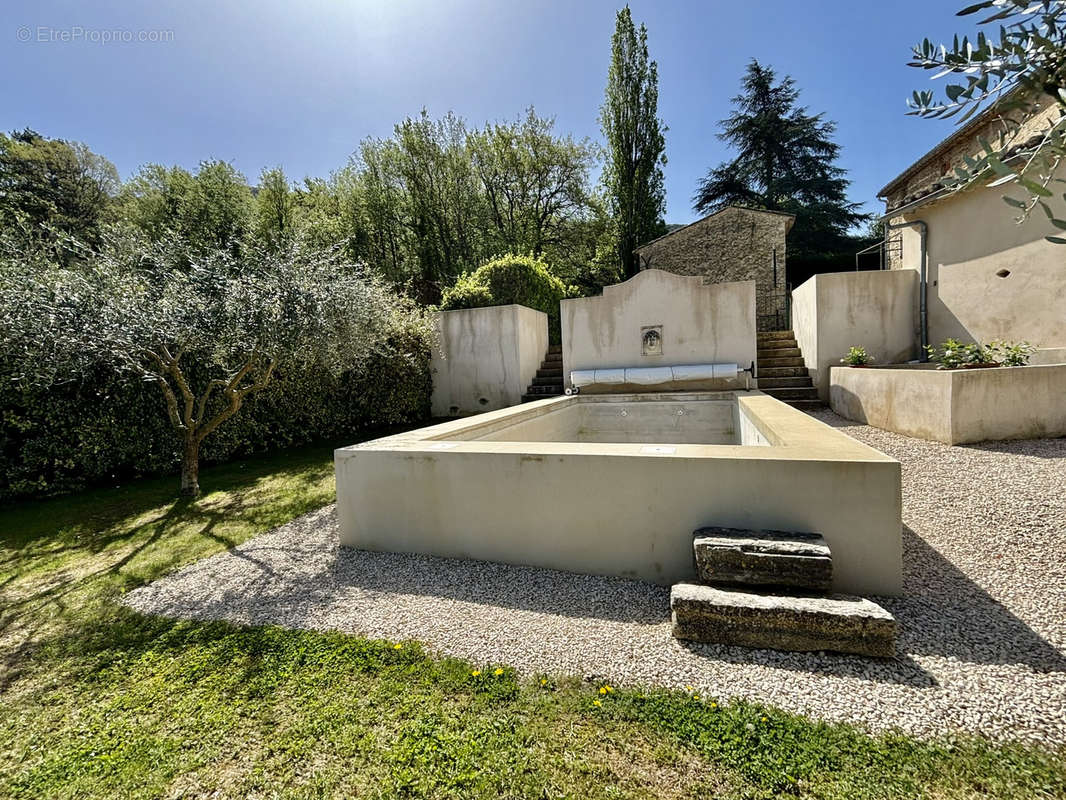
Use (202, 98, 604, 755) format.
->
(624, 366, 674, 385)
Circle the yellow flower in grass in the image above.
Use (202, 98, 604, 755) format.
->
(393, 643, 403, 650)
(710, 702, 717, 709)
(593, 699, 603, 707)
(761, 716, 768, 723)
(693, 694, 700, 701)
(540, 678, 548, 687)
(471, 669, 481, 677)
(493, 667, 504, 676)
(598, 687, 607, 695)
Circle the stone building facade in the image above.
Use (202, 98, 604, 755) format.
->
(634, 206, 795, 331)
(878, 93, 1066, 356)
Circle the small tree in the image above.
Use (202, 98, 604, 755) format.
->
(907, 0, 1066, 242)
(0, 235, 432, 497)
(600, 6, 667, 278)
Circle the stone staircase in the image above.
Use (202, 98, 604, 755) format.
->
(670, 527, 898, 657)
(756, 330, 822, 409)
(521, 345, 564, 402)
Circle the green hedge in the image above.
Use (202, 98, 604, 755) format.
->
(440, 254, 571, 344)
(0, 345, 431, 503)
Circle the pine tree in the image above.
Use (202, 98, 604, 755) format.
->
(600, 7, 667, 278)
(694, 60, 867, 258)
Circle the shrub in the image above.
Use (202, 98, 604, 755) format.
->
(840, 346, 873, 366)
(0, 238, 434, 501)
(440, 254, 571, 344)
(924, 339, 1035, 370)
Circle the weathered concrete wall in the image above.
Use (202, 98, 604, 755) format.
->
(561, 270, 757, 390)
(634, 206, 793, 331)
(790, 271, 920, 400)
(430, 305, 548, 417)
(336, 392, 902, 595)
(830, 364, 1066, 444)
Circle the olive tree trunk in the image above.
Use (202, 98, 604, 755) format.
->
(180, 434, 201, 498)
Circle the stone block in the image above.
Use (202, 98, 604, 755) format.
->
(693, 527, 832, 592)
(670, 582, 897, 657)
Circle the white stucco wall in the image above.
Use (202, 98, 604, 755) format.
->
(430, 304, 548, 417)
(790, 270, 920, 400)
(890, 161, 1066, 350)
(830, 364, 1066, 444)
(561, 270, 757, 389)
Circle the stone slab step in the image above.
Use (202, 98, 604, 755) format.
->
(544, 353, 562, 363)
(758, 330, 795, 341)
(522, 392, 564, 403)
(693, 527, 831, 592)
(763, 387, 819, 401)
(670, 583, 897, 657)
(787, 399, 826, 410)
(759, 356, 806, 368)
(757, 347, 801, 358)
(757, 376, 813, 389)
(532, 376, 563, 386)
(547, 345, 562, 353)
(526, 384, 563, 395)
(536, 367, 563, 378)
(758, 366, 808, 378)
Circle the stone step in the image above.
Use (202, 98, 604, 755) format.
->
(763, 387, 820, 401)
(757, 376, 813, 389)
(754, 339, 797, 349)
(544, 353, 562, 363)
(692, 527, 831, 592)
(758, 365, 809, 379)
(521, 392, 564, 403)
(758, 346, 801, 359)
(525, 384, 563, 395)
(670, 583, 897, 657)
(532, 375, 563, 386)
(786, 399, 826, 411)
(759, 356, 806, 368)
(547, 345, 562, 354)
(536, 367, 564, 379)
(758, 330, 795, 341)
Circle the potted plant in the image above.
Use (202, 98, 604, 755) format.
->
(841, 346, 874, 367)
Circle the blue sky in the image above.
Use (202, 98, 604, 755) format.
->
(4, 0, 973, 224)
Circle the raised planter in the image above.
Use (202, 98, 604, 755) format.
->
(830, 363, 1066, 444)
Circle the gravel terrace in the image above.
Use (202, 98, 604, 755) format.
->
(125, 410, 1066, 744)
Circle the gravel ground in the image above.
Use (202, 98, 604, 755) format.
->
(125, 411, 1066, 744)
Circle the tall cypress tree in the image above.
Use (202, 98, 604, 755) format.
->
(694, 60, 867, 259)
(600, 7, 667, 278)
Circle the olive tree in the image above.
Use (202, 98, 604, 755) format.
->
(908, 0, 1066, 241)
(0, 235, 432, 497)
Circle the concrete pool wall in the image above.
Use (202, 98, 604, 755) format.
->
(336, 392, 902, 595)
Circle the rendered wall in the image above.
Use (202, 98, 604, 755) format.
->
(887, 161, 1066, 350)
(430, 304, 548, 417)
(830, 364, 1066, 444)
(561, 270, 757, 390)
(790, 270, 919, 400)
(336, 393, 902, 595)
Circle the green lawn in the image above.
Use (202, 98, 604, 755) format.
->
(1, 442, 1063, 799)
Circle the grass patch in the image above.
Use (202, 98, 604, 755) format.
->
(1, 439, 1063, 798)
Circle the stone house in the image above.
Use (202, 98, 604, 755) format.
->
(879, 93, 1066, 358)
(633, 206, 795, 332)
